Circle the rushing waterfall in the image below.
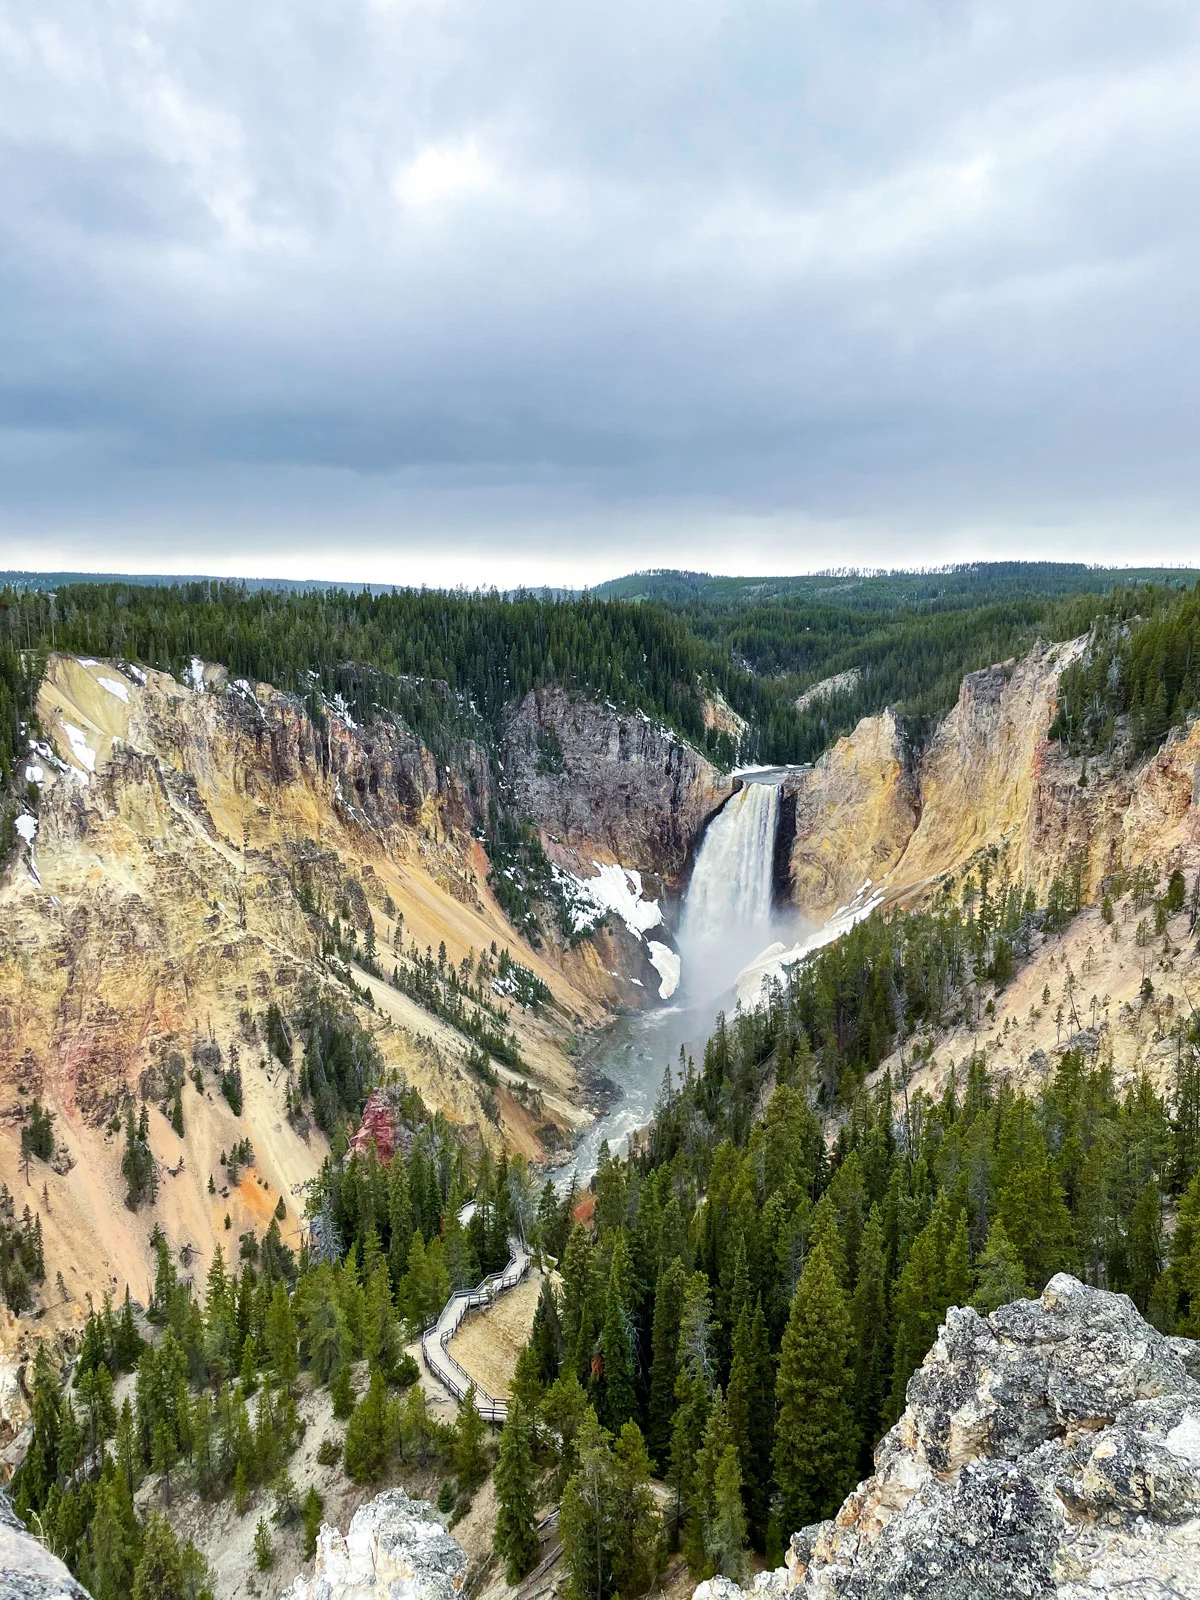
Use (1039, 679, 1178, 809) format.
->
(557, 774, 798, 1187)
(677, 778, 782, 1000)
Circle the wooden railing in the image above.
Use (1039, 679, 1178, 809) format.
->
(420, 1239, 531, 1423)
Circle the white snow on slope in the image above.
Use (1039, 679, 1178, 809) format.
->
(98, 676, 130, 703)
(186, 656, 205, 692)
(24, 765, 44, 785)
(61, 722, 96, 773)
(647, 941, 681, 1000)
(555, 862, 664, 937)
(14, 814, 37, 845)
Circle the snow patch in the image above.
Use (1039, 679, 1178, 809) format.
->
(77, 657, 97, 666)
(185, 656, 206, 692)
(330, 692, 357, 728)
(61, 722, 96, 773)
(98, 675, 130, 703)
(554, 862, 663, 938)
(127, 663, 147, 685)
(24, 764, 44, 785)
(647, 941, 681, 1000)
(28, 739, 67, 773)
(14, 814, 37, 845)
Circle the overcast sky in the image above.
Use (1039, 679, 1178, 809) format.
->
(2, 0, 1199, 588)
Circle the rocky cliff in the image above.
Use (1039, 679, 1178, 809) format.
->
(0, 655, 617, 1360)
(779, 1275, 1200, 1599)
(502, 686, 734, 886)
(783, 638, 1200, 921)
(0, 1488, 89, 1600)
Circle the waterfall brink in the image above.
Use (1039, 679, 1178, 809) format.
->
(677, 779, 782, 1000)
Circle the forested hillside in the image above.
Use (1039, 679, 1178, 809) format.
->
(0, 582, 804, 768)
(596, 563, 1200, 761)
(11, 864, 1200, 1600)
(1051, 580, 1200, 761)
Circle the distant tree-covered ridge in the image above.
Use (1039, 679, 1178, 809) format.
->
(595, 564, 1200, 763)
(0, 581, 808, 765)
(4, 569, 1200, 877)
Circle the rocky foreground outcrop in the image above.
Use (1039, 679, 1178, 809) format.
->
(283, 1487, 467, 1600)
(779, 1274, 1200, 1599)
(0, 1489, 89, 1600)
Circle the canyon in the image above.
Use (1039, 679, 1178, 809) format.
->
(4, 634, 1200, 1365)
(2, 620, 1200, 1600)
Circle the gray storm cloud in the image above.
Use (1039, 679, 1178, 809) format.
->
(2, 0, 1199, 582)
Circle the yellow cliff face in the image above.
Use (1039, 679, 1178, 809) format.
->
(785, 708, 918, 921)
(784, 636, 1199, 923)
(0, 656, 610, 1344)
(891, 639, 1087, 898)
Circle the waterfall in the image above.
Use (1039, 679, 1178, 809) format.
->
(677, 779, 782, 999)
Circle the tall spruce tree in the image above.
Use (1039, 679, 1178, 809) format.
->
(773, 1241, 857, 1532)
(493, 1398, 540, 1583)
(600, 1235, 637, 1432)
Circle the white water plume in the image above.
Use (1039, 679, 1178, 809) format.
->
(678, 778, 794, 1001)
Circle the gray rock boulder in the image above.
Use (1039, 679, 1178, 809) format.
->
(784, 1274, 1200, 1600)
(283, 1486, 467, 1600)
(0, 1490, 91, 1600)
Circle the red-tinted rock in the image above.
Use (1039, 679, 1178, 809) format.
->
(349, 1089, 412, 1165)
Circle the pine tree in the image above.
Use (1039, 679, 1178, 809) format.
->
(560, 1407, 615, 1600)
(726, 1296, 773, 1546)
(647, 1257, 686, 1464)
(850, 1206, 891, 1458)
(493, 1398, 540, 1583)
(453, 1382, 489, 1491)
(88, 1469, 140, 1600)
(254, 1517, 274, 1571)
(133, 1513, 187, 1600)
(667, 1274, 714, 1551)
(888, 1197, 970, 1422)
(343, 1368, 391, 1483)
(773, 1242, 857, 1532)
(972, 1218, 1031, 1314)
(708, 1445, 748, 1581)
(610, 1420, 662, 1598)
(265, 1279, 300, 1394)
(599, 1235, 636, 1432)
(387, 1154, 414, 1287)
(530, 1275, 565, 1385)
(302, 1486, 325, 1560)
(1125, 1179, 1163, 1313)
(330, 1360, 355, 1420)
(561, 1224, 598, 1385)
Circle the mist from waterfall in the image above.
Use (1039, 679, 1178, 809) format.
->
(677, 777, 797, 1002)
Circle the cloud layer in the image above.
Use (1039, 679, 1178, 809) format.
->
(3, 1, 1199, 582)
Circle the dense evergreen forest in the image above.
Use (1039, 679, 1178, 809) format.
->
(1050, 581, 1200, 761)
(12, 858, 1200, 1600)
(596, 564, 1200, 762)
(4, 567, 1200, 809)
(0, 581, 803, 766)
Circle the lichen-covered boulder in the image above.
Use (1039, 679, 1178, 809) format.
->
(779, 1276, 1200, 1600)
(0, 1490, 91, 1600)
(283, 1487, 467, 1600)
